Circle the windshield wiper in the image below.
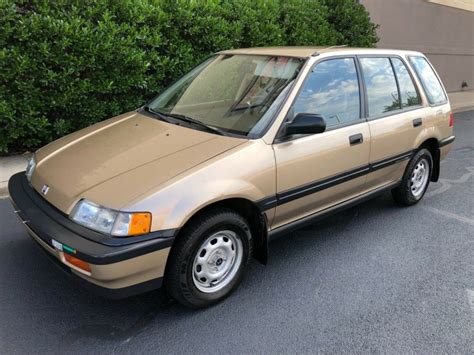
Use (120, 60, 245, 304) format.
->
(142, 105, 173, 123)
(164, 112, 226, 136)
(143, 106, 226, 136)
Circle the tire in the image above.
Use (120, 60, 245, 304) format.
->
(164, 209, 253, 308)
(391, 148, 433, 206)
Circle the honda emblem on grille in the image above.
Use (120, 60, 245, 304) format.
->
(41, 184, 50, 195)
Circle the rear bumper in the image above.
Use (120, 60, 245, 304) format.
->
(439, 135, 455, 147)
(439, 135, 455, 160)
(8, 172, 176, 298)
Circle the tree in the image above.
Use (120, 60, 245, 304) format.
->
(323, 0, 379, 47)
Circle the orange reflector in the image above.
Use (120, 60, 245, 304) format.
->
(64, 253, 91, 272)
(128, 212, 152, 235)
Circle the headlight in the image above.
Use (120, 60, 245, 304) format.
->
(70, 199, 151, 237)
(25, 155, 36, 182)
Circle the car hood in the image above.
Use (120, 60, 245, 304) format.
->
(31, 111, 246, 213)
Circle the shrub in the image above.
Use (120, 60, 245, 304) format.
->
(0, 0, 378, 153)
(323, 0, 379, 47)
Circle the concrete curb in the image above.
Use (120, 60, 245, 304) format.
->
(0, 187, 8, 199)
(449, 90, 474, 114)
(453, 105, 474, 114)
(0, 154, 29, 199)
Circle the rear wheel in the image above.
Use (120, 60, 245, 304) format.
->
(392, 148, 433, 206)
(165, 209, 252, 308)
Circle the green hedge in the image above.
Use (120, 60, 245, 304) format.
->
(0, 0, 378, 153)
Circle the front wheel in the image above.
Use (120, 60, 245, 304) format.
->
(165, 209, 252, 308)
(392, 148, 433, 206)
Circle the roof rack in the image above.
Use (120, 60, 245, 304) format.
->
(312, 44, 348, 56)
(326, 44, 348, 49)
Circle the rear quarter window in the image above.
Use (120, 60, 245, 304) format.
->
(409, 56, 447, 105)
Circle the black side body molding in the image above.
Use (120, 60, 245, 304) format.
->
(257, 136, 453, 213)
(268, 181, 400, 241)
(257, 150, 414, 211)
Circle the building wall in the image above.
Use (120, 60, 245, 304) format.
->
(360, 0, 474, 92)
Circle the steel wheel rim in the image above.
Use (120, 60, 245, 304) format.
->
(192, 230, 243, 293)
(410, 158, 429, 198)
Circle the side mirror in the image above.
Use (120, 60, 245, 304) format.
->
(285, 113, 326, 136)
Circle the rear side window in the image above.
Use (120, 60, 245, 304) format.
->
(293, 58, 361, 128)
(391, 58, 421, 108)
(409, 56, 447, 105)
(360, 57, 400, 116)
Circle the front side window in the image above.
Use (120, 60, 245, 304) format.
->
(292, 58, 361, 128)
(360, 57, 400, 116)
(148, 54, 303, 136)
(409, 56, 447, 105)
(391, 58, 421, 108)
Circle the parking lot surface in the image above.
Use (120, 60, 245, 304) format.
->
(1, 111, 473, 353)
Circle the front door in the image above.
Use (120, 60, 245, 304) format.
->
(272, 57, 371, 229)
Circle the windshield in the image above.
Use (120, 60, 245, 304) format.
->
(148, 54, 304, 137)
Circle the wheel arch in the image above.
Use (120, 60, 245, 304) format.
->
(171, 197, 269, 265)
(418, 137, 440, 182)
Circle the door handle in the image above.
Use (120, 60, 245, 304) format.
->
(413, 118, 422, 127)
(349, 133, 363, 146)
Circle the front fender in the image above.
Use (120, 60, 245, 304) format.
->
(124, 139, 276, 231)
(161, 179, 270, 231)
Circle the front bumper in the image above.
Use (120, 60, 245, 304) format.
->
(8, 172, 177, 298)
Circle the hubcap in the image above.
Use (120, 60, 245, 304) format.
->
(192, 230, 243, 293)
(410, 158, 429, 198)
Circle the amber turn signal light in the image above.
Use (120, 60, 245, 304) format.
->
(64, 253, 91, 273)
(128, 212, 152, 235)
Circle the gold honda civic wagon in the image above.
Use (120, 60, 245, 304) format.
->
(9, 47, 455, 308)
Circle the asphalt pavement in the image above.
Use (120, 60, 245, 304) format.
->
(1, 111, 473, 354)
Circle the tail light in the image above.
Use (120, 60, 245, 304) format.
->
(449, 112, 454, 127)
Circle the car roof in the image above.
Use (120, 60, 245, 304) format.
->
(218, 46, 424, 58)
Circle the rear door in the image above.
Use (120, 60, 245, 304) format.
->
(408, 55, 452, 143)
(272, 57, 371, 229)
(361, 56, 426, 189)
